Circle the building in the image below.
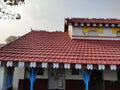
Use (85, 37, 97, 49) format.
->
(0, 18, 120, 90)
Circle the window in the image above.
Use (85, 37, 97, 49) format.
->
(71, 69, 79, 75)
(35, 68, 44, 75)
(117, 70, 120, 81)
(117, 31, 120, 37)
(88, 30, 98, 36)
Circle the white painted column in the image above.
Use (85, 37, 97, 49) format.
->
(0, 67, 5, 90)
(13, 67, 25, 90)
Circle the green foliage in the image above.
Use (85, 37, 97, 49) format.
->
(5, 35, 21, 43)
(3, 0, 25, 6)
(0, 0, 24, 19)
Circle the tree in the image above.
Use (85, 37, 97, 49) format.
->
(5, 35, 20, 43)
(3, 0, 25, 6)
(0, 0, 25, 19)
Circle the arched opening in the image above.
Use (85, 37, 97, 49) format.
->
(87, 30, 98, 36)
(117, 31, 120, 37)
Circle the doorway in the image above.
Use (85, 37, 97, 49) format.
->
(48, 69, 65, 90)
(89, 70, 104, 90)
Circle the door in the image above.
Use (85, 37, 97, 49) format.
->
(48, 69, 65, 90)
(89, 70, 104, 90)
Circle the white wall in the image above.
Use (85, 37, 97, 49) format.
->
(68, 25, 73, 35)
(71, 27, 116, 37)
(0, 67, 5, 90)
(13, 67, 25, 90)
(101, 28, 116, 36)
(103, 70, 117, 81)
(65, 69, 82, 80)
(72, 27, 84, 36)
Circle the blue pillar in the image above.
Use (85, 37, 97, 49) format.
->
(81, 70, 91, 90)
(29, 68, 39, 90)
(29, 68, 35, 90)
(7, 74, 12, 87)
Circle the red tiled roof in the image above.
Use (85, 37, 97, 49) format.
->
(65, 18, 120, 24)
(0, 44, 5, 48)
(0, 30, 120, 65)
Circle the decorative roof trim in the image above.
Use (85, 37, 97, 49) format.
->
(30, 62, 36, 68)
(53, 63, 59, 69)
(42, 62, 48, 68)
(110, 65, 117, 70)
(98, 64, 105, 70)
(64, 63, 70, 69)
(65, 18, 120, 24)
(0, 61, 120, 70)
(18, 62, 25, 67)
(87, 64, 93, 70)
(75, 64, 82, 69)
(70, 22, 119, 28)
(7, 61, 13, 67)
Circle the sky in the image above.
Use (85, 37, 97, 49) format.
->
(0, 0, 120, 43)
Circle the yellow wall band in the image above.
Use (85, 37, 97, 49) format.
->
(112, 28, 120, 34)
(83, 27, 103, 34)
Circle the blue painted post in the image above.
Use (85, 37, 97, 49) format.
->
(29, 68, 36, 90)
(29, 68, 39, 90)
(81, 70, 91, 90)
(7, 74, 12, 87)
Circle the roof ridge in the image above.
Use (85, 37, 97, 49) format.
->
(31, 29, 48, 32)
(31, 29, 57, 32)
(66, 17, 120, 20)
